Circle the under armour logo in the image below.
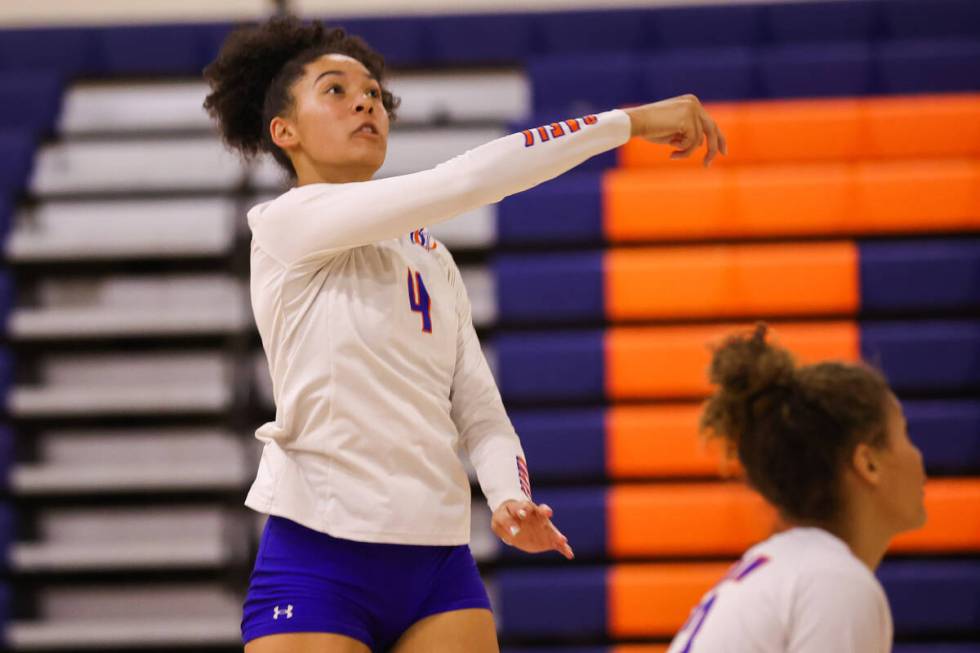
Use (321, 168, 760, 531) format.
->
(273, 604, 293, 620)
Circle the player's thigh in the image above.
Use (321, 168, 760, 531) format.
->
(391, 608, 498, 653)
(245, 632, 371, 653)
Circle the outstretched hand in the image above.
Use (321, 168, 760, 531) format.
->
(491, 499, 574, 560)
(624, 94, 728, 167)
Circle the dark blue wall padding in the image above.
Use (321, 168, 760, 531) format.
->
(0, 272, 12, 333)
(0, 71, 64, 137)
(0, 426, 12, 492)
(501, 488, 607, 561)
(0, 196, 10, 243)
(881, 561, 980, 635)
(0, 27, 100, 77)
(0, 349, 13, 407)
(0, 504, 13, 567)
(760, 43, 875, 98)
(426, 14, 531, 64)
(859, 240, 980, 314)
(883, 0, 980, 39)
(534, 9, 649, 55)
(98, 23, 209, 76)
(906, 401, 980, 474)
(495, 331, 604, 402)
(494, 252, 603, 324)
(861, 321, 980, 393)
(529, 54, 641, 115)
(644, 48, 758, 102)
(510, 409, 606, 481)
(0, 130, 35, 196)
(766, 1, 879, 43)
(335, 18, 426, 68)
(496, 173, 603, 246)
(877, 40, 980, 94)
(496, 567, 607, 637)
(650, 4, 766, 49)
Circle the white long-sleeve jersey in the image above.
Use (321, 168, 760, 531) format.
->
(243, 109, 632, 545)
(668, 527, 893, 653)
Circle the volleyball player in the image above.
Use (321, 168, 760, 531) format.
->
(203, 16, 726, 653)
(668, 324, 926, 653)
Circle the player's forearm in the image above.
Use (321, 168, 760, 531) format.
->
(250, 110, 631, 265)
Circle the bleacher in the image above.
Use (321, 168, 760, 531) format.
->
(0, 0, 977, 650)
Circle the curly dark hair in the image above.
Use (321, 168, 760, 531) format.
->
(203, 16, 400, 176)
(701, 323, 891, 523)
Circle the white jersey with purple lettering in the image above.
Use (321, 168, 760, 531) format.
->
(244, 110, 632, 545)
(668, 527, 893, 653)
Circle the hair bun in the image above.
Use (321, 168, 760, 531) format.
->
(708, 323, 795, 401)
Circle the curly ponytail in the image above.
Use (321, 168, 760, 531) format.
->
(203, 16, 399, 175)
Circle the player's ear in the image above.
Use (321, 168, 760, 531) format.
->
(270, 115, 299, 150)
(851, 442, 881, 487)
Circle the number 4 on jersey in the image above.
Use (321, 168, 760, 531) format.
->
(407, 268, 432, 333)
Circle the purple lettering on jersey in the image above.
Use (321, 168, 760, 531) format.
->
(679, 594, 716, 653)
(675, 554, 772, 651)
(735, 555, 770, 581)
(407, 269, 432, 333)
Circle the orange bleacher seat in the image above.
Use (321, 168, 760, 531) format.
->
(604, 479, 980, 558)
(605, 321, 859, 399)
(605, 242, 859, 321)
(609, 563, 728, 637)
(619, 94, 980, 168)
(603, 159, 980, 243)
(606, 404, 728, 479)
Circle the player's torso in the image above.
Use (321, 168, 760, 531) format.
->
(250, 229, 462, 444)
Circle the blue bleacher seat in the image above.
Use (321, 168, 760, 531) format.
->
(760, 43, 874, 98)
(495, 331, 604, 403)
(906, 401, 980, 474)
(0, 71, 64, 137)
(0, 582, 8, 645)
(883, 0, 980, 39)
(494, 252, 603, 324)
(199, 23, 238, 71)
(860, 240, 980, 314)
(880, 561, 980, 635)
(0, 503, 13, 568)
(766, 1, 879, 43)
(0, 130, 36, 197)
(510, 409, 606, 481)
(650, 4, 766, 49)
(426, 14, 531, 64)
(0, 195, 11, 244)
(496, 173, 603, 246)
(877, 39, 980, 94)
(533, 9, 649, 55)
(0, 27, 100, 78)
(496, 567, 607, 638)
(97, 23, 206, 76)
(529, 54, 641, 116)
(643, 47, 758, 102)
(862, 321, 980, 393)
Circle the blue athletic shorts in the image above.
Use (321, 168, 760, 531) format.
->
(242, 516, 493, 649)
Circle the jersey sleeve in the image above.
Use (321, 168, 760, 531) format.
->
(788, 569, 893, 653)
(249, 110, 631, 267)
(439, 247, 529, 512)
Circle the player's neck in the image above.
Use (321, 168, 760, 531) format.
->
(822, 510, 892, 572)
(293, 155, 375, 185)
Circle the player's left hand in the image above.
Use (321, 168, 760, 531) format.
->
(491, 499, 574, 560)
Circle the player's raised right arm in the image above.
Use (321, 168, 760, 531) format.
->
(251, 95, 725, 267)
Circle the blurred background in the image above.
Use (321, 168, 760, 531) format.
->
(0, 0, 978, 651)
